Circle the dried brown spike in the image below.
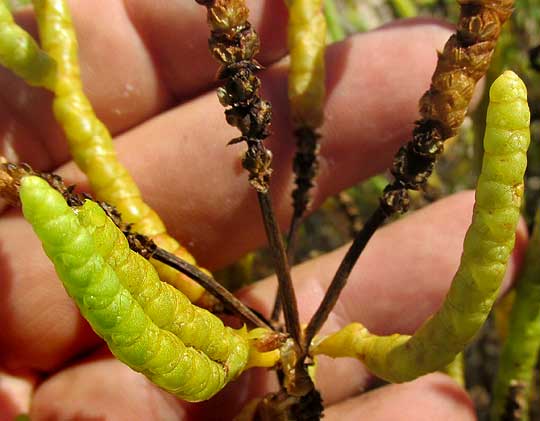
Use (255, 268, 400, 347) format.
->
(207, 0, 249, 32)
(382, 0, 515, 214)
(290, 127, 321, 224)
(200, 0, 273, 192)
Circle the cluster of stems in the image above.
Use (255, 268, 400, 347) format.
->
(0, 0, 534, 418)
(303, 0, 516, 349)
(3, 0, 216, 307)
(197, 0, 323, 417)
(196, 0, 304, 349)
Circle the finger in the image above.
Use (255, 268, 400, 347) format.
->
(0, 369, 36, 419)
(28, 356, 474, 421)
(28, 348, 474, 420)
(30, 350, 278, 421)
(0, 0, 288, 169)
(121, 0, 288, 99)
(324, 373, 475, 421)
(58, 20, 455, 269)
(30, 353, 187, 421)
(239, 191, 529, 404)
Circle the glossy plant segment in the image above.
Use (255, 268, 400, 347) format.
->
(31, 0, 208, 303)
(312, 71, 530, 383)
(19, 176, 279, 401)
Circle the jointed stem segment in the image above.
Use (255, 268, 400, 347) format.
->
(0, 1, 56, 89)
(19, 176, 280, 402)
(30, 0, 213, 305)
(312, 71, 529, 384)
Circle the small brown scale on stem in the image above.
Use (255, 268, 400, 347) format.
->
(502, 380, 527, 421)
(381, 0, 514, 215)
(199, 0, 273, 193)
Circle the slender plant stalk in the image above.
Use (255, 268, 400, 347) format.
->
(323, 0, 346, 42)
(258, 193, 302, 343)
(152, 247, 273, 330)
(491, 208, 540, 421)
(195, 0, 302, 346)
(303, 206, 386, 347)
(285, 0, 327, 261)
(270, 0, 328, 324)
(304, 0, 515, 349)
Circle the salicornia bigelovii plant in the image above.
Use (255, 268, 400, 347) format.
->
(0, 0, 537, 419)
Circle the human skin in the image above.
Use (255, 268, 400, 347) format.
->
(0, 1, 528, 419)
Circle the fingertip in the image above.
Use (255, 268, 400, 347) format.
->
(0, 370, 36, 420)
(30, 356, 184, 421)
(324, 373, 475, 421)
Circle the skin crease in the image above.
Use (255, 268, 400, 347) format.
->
(0, 1, 528, 419)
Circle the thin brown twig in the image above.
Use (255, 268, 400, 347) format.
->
(151, 247, 273, 330)
(303, 207, 387, 348)
(0, 162, 272, 330)
(196, 0, 302, 346)
(258, 192, 302, 344)
(270, 209, 301, 324)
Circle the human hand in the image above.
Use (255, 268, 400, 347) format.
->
(0, 1, 527, 419)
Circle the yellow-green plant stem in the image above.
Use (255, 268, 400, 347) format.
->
(31, 0, 208, 303)
(491, 209, 540, 421)
(285, 0, 327, 229)
(287, 0, 327, 130)
(311, 71, 530, 383)
(442, 353, 465, 388)
(0, 1, 55, 88)
(323, 0, 345, 42)
(389, 0, 418, 18)
(20, 176, 279, 401)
